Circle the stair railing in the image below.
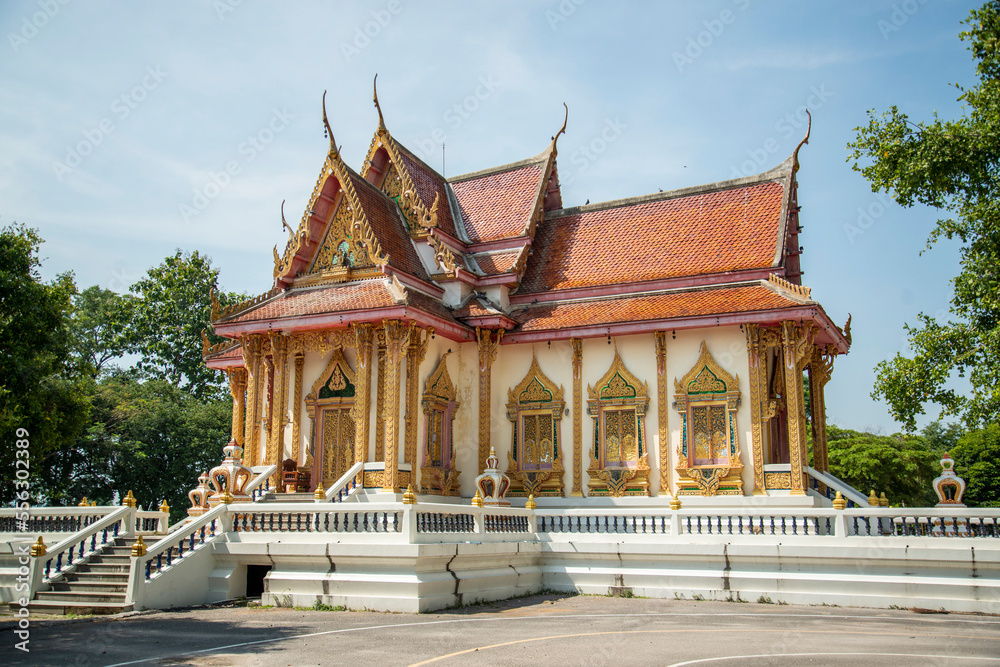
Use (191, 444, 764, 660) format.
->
(805, 466, 870, 507)
(248, 464, 278, 501)
(323, 461, 364, 503)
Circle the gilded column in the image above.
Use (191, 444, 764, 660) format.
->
(291, 352, 304, 465)
(653, 331, 669, 497)
(382, 320, 413, 491)
(350, 323, 375, 468)
(746, 325, 768, 495)
(226, 367, 247, 447)
(404, 327, 431, 488)
(374, 343, 386, 461)
(570, 338, 584, 497)
(241, 334, 264, 467)
(262, 356, 275, 471)
(476, 327, 504, 474)
(781, 321, 814, 496)
(809, 349, 835, 476)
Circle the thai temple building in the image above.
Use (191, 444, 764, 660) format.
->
(203, 86, 850, 505)
(10, 86, 995, 618)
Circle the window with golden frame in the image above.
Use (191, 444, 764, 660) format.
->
(420, 353, 460, 496)
(506, 353, 565, 497)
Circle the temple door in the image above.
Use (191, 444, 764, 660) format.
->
(318, 406, 355, 487)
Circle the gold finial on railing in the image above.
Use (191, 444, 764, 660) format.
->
(867, 490, 879, 506)
(131, 535, 147, 558)
(78, 497, 89, 507)
(669, 494, 682, 510)
(219, 489, 234, 505)
(123, 490, 137, 508)
(159, 500, 170, 514)
(471, 490, 484, 508)
(30, 536, 46, 557)
(833, 491, 846, 510)
(525, 494, 537, 510)
(402, 484, 417, 505)
(90, 500, 97, 507)
(879, 492, 889, 507)
(314, 484, 325, 501)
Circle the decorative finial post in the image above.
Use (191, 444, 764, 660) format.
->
(932, 452, 967, 507)
(867, 490, 879, 507)
(474, 446, 511, 507)
(879, 492, 889, 508)
(123, 490, 137, 508)
(669, 494, 682, 510)
(78, 497, 89, 507)
(373, 74, 386, 133)
(832, 491, 846, 510)
(403, 484, 417, 505)
(159, 500, 170, 514)
(131, 535, 147, 558)
(322, 90, 338, 156)
(314, 483, 326, 501)
(525, 494, 537, 511)
(30, 536, 46, 557)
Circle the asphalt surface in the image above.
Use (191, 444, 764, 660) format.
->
(2, 595, 999, 666)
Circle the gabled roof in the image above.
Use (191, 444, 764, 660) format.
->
(519, 159, 793, 295)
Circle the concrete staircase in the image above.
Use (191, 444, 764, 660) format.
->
(258, 491, 316, 503)
(15, 536, 173, 616)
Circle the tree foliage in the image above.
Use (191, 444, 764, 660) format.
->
(848, 2, 1000, 430)
(826, 424, 941, 506)
(950, 423, 1000, 507)
(117, 250, 242, 401)
(0, 224, 89, 502)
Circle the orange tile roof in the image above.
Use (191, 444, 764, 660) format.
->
(450, 162, 545, 243)
(394, 143, 458, 239)
(470, 250, 520, 275)
(510, 284, 797, 332)
(223, 280, 401, 324)
(519, 181, 786, 294)
(348, 170, 429, 281)
(452, 296, 503, 319)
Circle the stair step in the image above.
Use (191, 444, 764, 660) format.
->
(35, 591, 127, 604)
(63, 572, 130, 583)
(74, 563, 130, 573)
(16, 600, 134, 616)
(49, 581, 127, 593)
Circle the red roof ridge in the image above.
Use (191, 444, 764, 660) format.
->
(446, 146, 552, 184)
(545, 155, 794, 220)
(513, 279, 770, 311)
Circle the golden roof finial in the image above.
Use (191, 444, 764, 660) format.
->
(322, 90, 338, 156)
(551, 102, 568, 153)
(281, 199, 291, 234)
(791, 108, 811, 173)
(373, 73, 386, 133)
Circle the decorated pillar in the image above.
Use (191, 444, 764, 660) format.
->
(291, 352, 304, 465)
(781, 321, 814, 495)
(262, 355, 274, 469)
(570, 338, 584, 497)
(746, 324, 779, 495)
(476, 327, 504, 474)
(267, 333, 289, 487)
(226, 367, 247, 447)
(381, 320, 413, 492)
(653, 331, 669, 497)
(808, 348, 835, 477)
(404, 327, 431, 488)
(374, 343, 387, 461)
(350, 323, 375, 469)
(241, 334, 264, 467)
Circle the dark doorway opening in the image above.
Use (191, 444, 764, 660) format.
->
(246, 565, 271, 598)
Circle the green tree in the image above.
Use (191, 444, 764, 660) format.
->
(848, 2, 1000, 430)
(118, 250, 243, 400)
(0, 224, 89, 502)
(69, 285, 126, 376)
(826, 425, 940, 506)
(950, 423, 1000, 507)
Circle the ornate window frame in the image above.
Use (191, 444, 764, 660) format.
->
(304, 347, 357, 488)
(420, 353, 461, 496)
(673, 341, 744, 496)
(586, 347, 650, 497)
(506, 352, 565, 497)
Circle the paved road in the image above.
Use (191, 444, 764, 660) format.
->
(2, 595, 999, 666)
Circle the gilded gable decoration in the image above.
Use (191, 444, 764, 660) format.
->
(673, 341, 744, 496)
(274, 91, 388, 285)
(505, 351, 565, 497)
(421, 352, 461, 496)
(586, 345, 650, 497)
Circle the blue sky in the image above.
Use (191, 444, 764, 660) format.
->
(0, 0, 981, 433)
